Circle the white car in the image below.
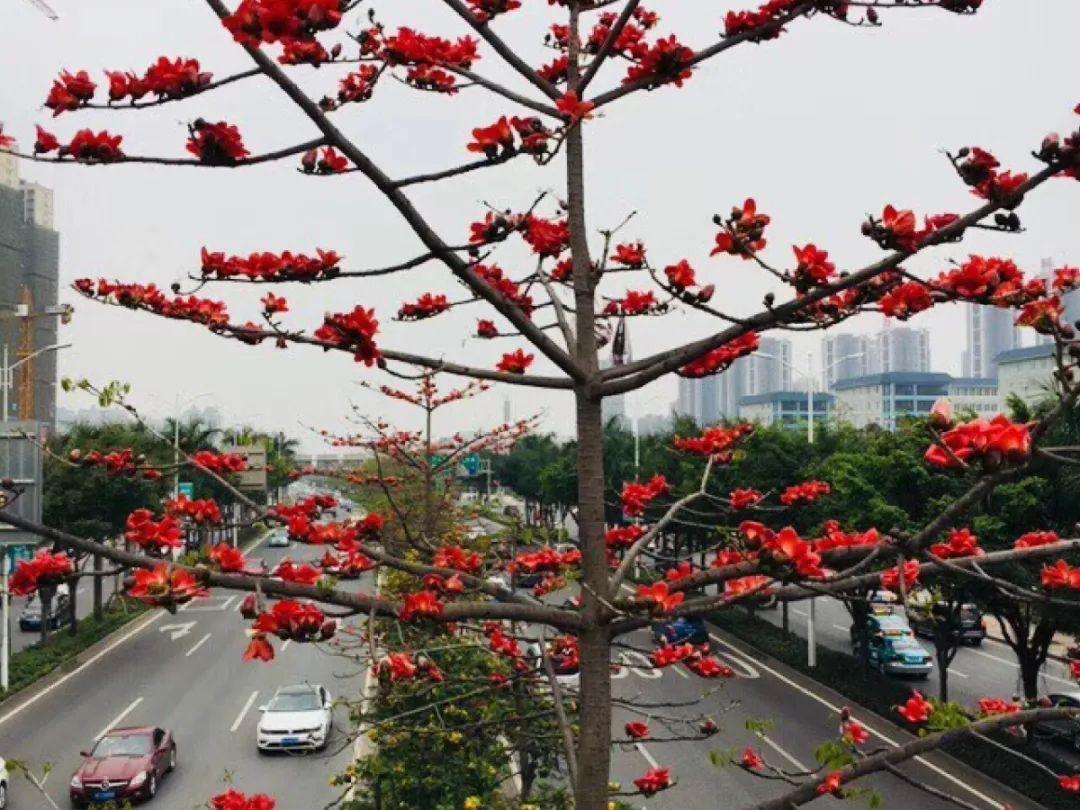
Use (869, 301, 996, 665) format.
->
(267, 528, 290, 548)
(257, 684, 333, 752)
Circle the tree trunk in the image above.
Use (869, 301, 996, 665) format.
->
(39, 586, 53, 646)
(93, 552, 103, 621)
(936, 644, 949, 703)
(1017, 650, 1040, 700)
(67, 574, 78, 635)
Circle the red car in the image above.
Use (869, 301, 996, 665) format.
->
(69, 726, 176, 807)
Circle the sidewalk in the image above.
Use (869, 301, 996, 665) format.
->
(982, 615, 1076, 663)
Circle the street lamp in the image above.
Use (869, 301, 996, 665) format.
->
(1, 342, 71, 420)
(148, 392, 214, 499)
(751, 349, 862, 667)
(753, 351, 863, 444)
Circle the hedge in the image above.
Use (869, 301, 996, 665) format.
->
(709, 608, 1077, 810)
(0, 601, 146, 704)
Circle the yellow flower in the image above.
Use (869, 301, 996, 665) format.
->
(464, 797, 481, 810)
(448, 731, 464, 744)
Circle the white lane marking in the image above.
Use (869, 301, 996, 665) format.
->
(671, 663, 690, 679)
(231, 691, 259, 732)
(792, 608, 807, 617)
(949, 668, 969, 679)
(95, 697, 144, 741)
(708, 633, 1006, 810)
(832, 624, 849, 632)
(760, 734, 808, 772)
(234, 597, 246, 612)
(282, 639, 292, 652)
(965, 647, 1072, 686)
(0, 610, 163, 728)
(220, 595, 238, 612)
(709, 635, 761, 679)
(625, 650, 661, 679)
(159, 621, 197, 640)
(634, 742, 659, 769)
(186, 633, 212, 657)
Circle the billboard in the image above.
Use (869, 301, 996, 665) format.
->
(223, 445, 267, 491)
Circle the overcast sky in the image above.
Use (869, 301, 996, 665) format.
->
(1, 1, 1078, 451)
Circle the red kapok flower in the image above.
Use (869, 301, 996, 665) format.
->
(186, 120, 250, 165)
(880, 559, 920, 593)
(399, 590, 444, 621)
(633, 767, 672, 796)
(817, 771, 845, 797)
(497, 349, 533, 374)
(624, 721, 650, 740)
(741, 747, 764, 770)
(636, 581, 685, 614)
(897, 691, 933, 725)
(556, 91, 595, 122)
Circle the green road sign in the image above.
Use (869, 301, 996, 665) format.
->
(463, 454, 480, 476)
(178, 481, 195, 499)
(5, 544, 33, 568)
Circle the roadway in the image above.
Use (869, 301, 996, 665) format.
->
(0, 531, 368, 808)
(606, 619, 1040, 809)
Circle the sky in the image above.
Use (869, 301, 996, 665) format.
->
(1, 0, 1078, 451)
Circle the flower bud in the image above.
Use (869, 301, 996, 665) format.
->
(239, 592, 259, 620)
(929, 397, 954, 430)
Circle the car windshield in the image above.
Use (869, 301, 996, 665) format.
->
(92, 734, 152, 758)
(268, 691, 321, 712)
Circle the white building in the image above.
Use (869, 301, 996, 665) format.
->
(996, 344, 1057, 410)
(744, 337, 792, 395)
(833, 371, 997, 429)
(946, 377, 999, 418)
(962, 303, 1018, 379)
(822, 333, 872, 390)
(738, 391, 833, 429)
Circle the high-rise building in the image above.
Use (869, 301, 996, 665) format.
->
(743, 337, 792, 395)
(962, 303, 1017, 378)
(871, 326, 930, 374)
(675, 365, 744, 425)
(0, 153, 60, 426)
(822, 333, 872, 389)
(601, 318, 631, 428)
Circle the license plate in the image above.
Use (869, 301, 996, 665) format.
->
(282, 736, 300, 746)
(94, 791, 117, 801)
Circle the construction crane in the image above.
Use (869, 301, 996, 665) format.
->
(0, 291, 72, 420)
(23, 0, 59, 20)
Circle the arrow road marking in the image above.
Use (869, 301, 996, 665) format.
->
(159, 621, 197, 641)
(95, 697, 143, 741)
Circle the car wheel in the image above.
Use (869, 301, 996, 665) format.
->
(971, 639, 982, 647)
(168, 745, 177, 772)
(147, 772, 157, 798)
(0, 780, 7, 809)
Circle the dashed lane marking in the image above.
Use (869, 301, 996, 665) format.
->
(231, 691, 259, 732)
(95, 697, 143, 741)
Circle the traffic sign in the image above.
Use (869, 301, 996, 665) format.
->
(463, 454, 480, 476)
(178, 481, 195, 499)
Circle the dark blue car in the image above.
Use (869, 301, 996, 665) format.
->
(652, 616, 709, 648)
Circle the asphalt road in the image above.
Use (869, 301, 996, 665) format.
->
(0, 532, 370, 809)
(606, 619, 1039, 810)
(5, 577, 124, 656)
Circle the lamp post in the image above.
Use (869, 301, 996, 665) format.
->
(1, 342, 71, 421)
(751, 349, 863, 666)
(148, 392, 213, 499)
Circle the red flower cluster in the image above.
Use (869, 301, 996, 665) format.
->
(0, 124, 14, 150)
(741, 748, 764, 770)
(664, 259, 714, 304)
(497, 349, 534, 374)
(166, 495, 223, 525)
(469, 210, 522, 245)
(246, 599, 334, 661)
(399, 590, 444, 621)
(208, 543, 247, 573)
(44, 70, 97, 115)
(300, 146, 349, 174)
(314, 305, 382, 365)
(186, 120, 250, 165)
(476, 319, 499, 338)
(612, 242, 648, 268)
(474, 264, 534, 313)
(509, 546, 579, 577)
(791, 244, 836, 289)
(621, 474, 670, 516)
(397, 293, 450, 321)
(623, 36, 694, 89)
(1014, 530, 1059, 549)
(930, 528, 983, 560)
(383, 27, 479, 68)
(673, 422, 754, 459)
(924, 415, 1033, 469)
(817, 772, 845, 798)
(711, 199, 769, 258)
(1016, 296, 1065, 334)
(977, 697, 1021, 717)
(467, 116, 552, 157)
(760, 527, 825, 578)
(634, 767, 672, 796)
(1041, 560, 1080, 591)
(433, 545, 484, 574)
(729, 488, 764, 510)
(725, 0, 809, 42)
(779, 480, 831, 507)
(896, 691, 933, 725)
(880, 559, 921, 593)
(223, 0, 344, 47)
(625, 721, 650, 740)
(125, 509, 183, 552)
(10, 551, 75, 596)
(211, 789, 276, 810)
(67, 129, 124, 163)
(191, 450, 249, 474)
(880, 282, 933, 320)
(468, 0, 521, 23)
(201, 247, 342, 282)
(724, 575, 773, 600)
(606, 525, 645, 550)
(555, 91, 596, 122)
(815, 522, 881, 552)
(128, 565, 206, 607)
(105, 57, 213, 103)
(68, 447, 158, 479)
(74, 279, 230, 327)
(636, 581, 685, 614)
(273, 559, 323, 585)
(604, 290, 662, 316)
(678, 332, 760, 378)
(523, 216, 570, 257)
